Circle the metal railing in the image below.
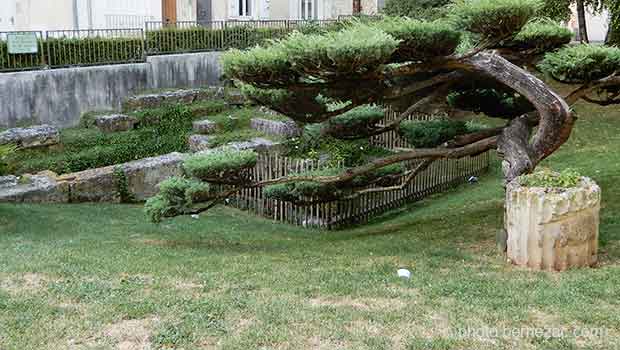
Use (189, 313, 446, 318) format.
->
(0, 19, 346, 72)
(0, 31, 46, 72)
(45, 28, 145, 68)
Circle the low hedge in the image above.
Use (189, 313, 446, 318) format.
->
(146, 26, 290, 54)
(45, 37, 144, 67)
(0, 37, 144, 71)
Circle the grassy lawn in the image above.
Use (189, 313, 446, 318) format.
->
(1, 98, 620, 349)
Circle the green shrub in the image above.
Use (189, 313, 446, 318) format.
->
(45, 37, 144, 67)
(222, 44, 295, 84)
(0, 144, 17, 175)
(508, 19, 572, 52)
(281, 24, 399, 76)
(519, 168, 581, 188)
(146, 26, 290, 54)
(447, 87, 533, 118)
(183, 149, 257, 183)
(538, 44, 620, 83)
(224, 23, 399, 83)
(375, 18, 461, 60)
(383, 0, 453, 20)
(399, 119, 469, 147)
(145, 177, 213, 223)
(326, 105, 385, 137)
(450, 0, 541, 40)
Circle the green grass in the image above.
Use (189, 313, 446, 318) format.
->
(1, 98, 620, 349)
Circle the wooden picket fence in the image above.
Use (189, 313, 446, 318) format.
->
(228, 152, 489, 229)
(228, 108, 490, 229)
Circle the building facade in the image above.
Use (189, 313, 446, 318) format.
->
(568, 6, 610, 42)
(0, 0, 387, 32)
(205, 0, 383, 22)
(0, 0, 197, 32)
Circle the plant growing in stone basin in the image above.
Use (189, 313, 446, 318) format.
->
(518, 168, 582, 189)
(507, 167, 601, 271)
(145, 0, 620, 223)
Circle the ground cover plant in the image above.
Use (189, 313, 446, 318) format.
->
(1, 95, 619, 349)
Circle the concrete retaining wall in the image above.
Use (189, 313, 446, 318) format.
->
(0, 52, 224, 129)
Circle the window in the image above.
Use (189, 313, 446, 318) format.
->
(300, 0, 318, 19)
(237, 0, 252, 17)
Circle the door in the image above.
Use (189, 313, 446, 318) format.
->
(197, 0, 212, 23)
(162, 0, 177, 24)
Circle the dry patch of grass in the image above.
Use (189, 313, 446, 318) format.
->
(0, 272, 54, 295)
(102, 317, 160, 350)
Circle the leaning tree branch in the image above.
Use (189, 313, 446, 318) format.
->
(564, 74, 620, 105)
(245, 136, 498, 189)
(343, 158, 437, 199)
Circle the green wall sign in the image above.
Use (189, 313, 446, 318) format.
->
(7, 33, 39, 54)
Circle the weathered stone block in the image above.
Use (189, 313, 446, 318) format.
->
(65, 166, 120, 203)
(0, 174, 69, 203)
(225, 90, 248, 106)
(228, 138, 279, 152)
(123, 87, 225, 111)
(506, 177, 601, 271)
(120, 153, 185, 201)
(188, 135, 213, 153)
(95, 114, 138, 133)
(0, 125, 60, 149)
(192, 120, 219, 135)
(250, 118, 301, 138)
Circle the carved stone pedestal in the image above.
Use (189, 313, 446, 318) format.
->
(506, 178, 601, 271)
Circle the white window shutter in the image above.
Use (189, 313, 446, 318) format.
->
(289, 0, 300, 20)
(229, 0, 239, 18)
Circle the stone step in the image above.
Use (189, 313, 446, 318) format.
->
(250, 118, 301, 138)
(188, 135, 281, 154)
(192, 119, 219, 135)
(95, 114, 138, 133)
(0, 125, 60, 149)
(188, 135, 213, 153)
(123, 87, 250, 111)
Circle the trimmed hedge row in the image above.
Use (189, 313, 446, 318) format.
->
(146, 26, 290, 54)
(0, 37, 144, 71)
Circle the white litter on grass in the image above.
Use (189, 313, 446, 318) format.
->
(468, 176, 479, 184)
(397, 269, 411, 279)
(191, 214, 200, 219)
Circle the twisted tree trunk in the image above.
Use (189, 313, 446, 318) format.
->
(462, 52, 574, 181)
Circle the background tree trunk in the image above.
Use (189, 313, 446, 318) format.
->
(576, 0, 590, 43)
(607, 14, 619, 46)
